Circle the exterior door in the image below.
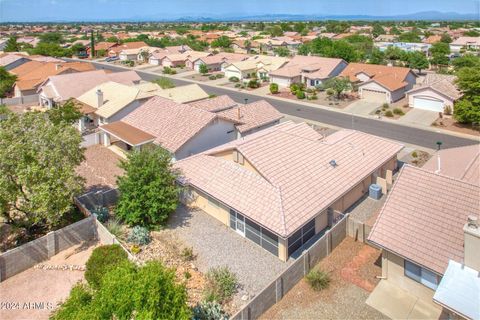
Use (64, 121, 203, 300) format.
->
(235, 213, 245, 236)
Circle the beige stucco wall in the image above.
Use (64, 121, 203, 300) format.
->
(212, 149, 261, 175)
(315, 210, 328, 233)
(278, 237, 287, 262)
(382, 251, 437, 303)
(182, 187, 230, 226)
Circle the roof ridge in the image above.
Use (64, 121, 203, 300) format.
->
(461, 152, 480, 183)
(275, 185, 288, 237)
(406, 163, 480, 188)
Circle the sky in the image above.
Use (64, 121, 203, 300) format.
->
(0, 0, 479, 22)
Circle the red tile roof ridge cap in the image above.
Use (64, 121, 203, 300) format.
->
(461, 152, 480, 183)
(275, 184, 288, 237)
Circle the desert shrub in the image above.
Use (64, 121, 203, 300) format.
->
(215, 73, 224, 79)
(192, 301, 229, 320)
(247, 79, 260, 88)
(153, 77, 175, 89)
(184, 271, 191, 279)
(229, 76, 239, 82)
(181, 247, 195, 261)
(296, 90, 306, 99)
(290, 83, 300, 93)
(50, 283, 94, 319)
(381, 103, 390, 109)
(326, 88, 335, 97)
(234, 83, 241, 88)
(85, 245, 128, 289)
(306, 269, 331, 291)
(92, 206, 109, 223)
(209, 75, 216, 80)
(385, 110, 394, 117)
(443, 105, 452, 115)
(130, 244, 141, 254)
(269, 83, 279, 94)
(393, 108, 405, 115)
(127, 225, 151, 245)
(203, 267, 237, 303)
(411, 151, 418, 158)
(105, 217, 122, 238)
(123, 60, 134, 67)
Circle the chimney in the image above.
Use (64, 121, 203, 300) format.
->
(55, 64, 62, 71)
(96, 89, 104, 108)
(464, 215, 480, 271)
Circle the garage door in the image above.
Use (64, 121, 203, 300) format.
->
(413, 97, 444, 112)
(362, 89, 388, 102)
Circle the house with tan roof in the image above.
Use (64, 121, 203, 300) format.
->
(147, 45, 192, 65)
(150, 83, 210, 104)
(340, 63, 417, 103)
(162, 51, 211, 68)
(450, 36, 480, 53)
(10, 61, 95, 97)
(231, 40, 261, 54)
(108, 41, 148, 56)
(224, 56, 289, 81)
(37, 70, 141, 108)
(175, 122, 402, 261)
(407, 74, 462, 112)
(269, 55, 347, 88)
(189, 52, 249, 72)
(367, 165, 480, 320)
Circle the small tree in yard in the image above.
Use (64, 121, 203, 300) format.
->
(408, 51, 429, 74)
(453, 67, 480, 124)
(116, 145, 180, 228)
(199, 63, 209, 75)
(323, 77, 352, 99)
(269, 83, 279, 94)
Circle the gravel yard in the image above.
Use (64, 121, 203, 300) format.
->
(261, 238, 384, 320)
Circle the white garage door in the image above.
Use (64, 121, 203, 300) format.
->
(413, 97, 444, 112)
(362, 89, 388, 102)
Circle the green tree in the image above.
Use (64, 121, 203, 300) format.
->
(210, 36, 232, 49)
(408, 51, 429, 73)
(323, 77, 352, 99)
(398, 31, 422, 43)
(4, 36, 20, 52)
(199, 63, 209, 75)
(116, 145, 180, 227)
(369, 48, 386, 65)
(85, 245, 128, 290)
(372, 24, 385, 38)
(52, 261, 191, 320)
(0, 67, 17, 98)
(430, 42, 450, 66)
(452, 54, 480, 70)
(39, 32, 64, 44)
(0, 112, 84, 234)
(440, 33, 452, 43)
(28, 42, 71, 57)
(384, 46, 404, 61)
(463, 30, 480, 37)
(453, 99, 480, 124)
(453, 67, 480, 124)
(269, 25, 284, 37)
(293, 22, 307, 33)
(274, 46, 290, 57)
(47, 99, 83, 125)
(153, 77, 175, 89)
(70, 43, 86, 56)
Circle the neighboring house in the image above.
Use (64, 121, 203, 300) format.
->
(269, 55, 347, 88)
(375, 42, 431, 54)
(224, 56, 289, 81)
(450, 37, 480, 53)
(175, 122, 402, 261)
(86, 41, 117, 56)
(340, 63, 417, 103)
(162, 51, 211, 68)
(75, 81, 155, 132)
(423, 35, 442, 44)
(153, 83, 210, 103)
(147, 45, 191, 65)
(375, 35, 398, 42)
(100, 96, 238, 160)
(190, 53, 249, 72)
(16, 36, 40, 47)
(37, 70, 141, 108)
(108, 41, 148, 57)
(271, 36, 302, 51)
(231, 40, 260, 54)
(0, 53, 31, 70)
(367, 165, 480, 320)
(10, 61, 95, 97)
(118, 46, 157, 61)
(407, 74, 462, 112)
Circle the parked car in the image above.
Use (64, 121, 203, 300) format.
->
(105, 56, 119, 62)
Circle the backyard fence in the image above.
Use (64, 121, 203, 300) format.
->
(75, 188, 119, 212)
(0, 217, 96, 282)
(0, 94, 39, 106)
(347, 216, 372, 243)
(230, 214, 349, 320)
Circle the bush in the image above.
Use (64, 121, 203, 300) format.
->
(381, 103, 390, 109)
(204, 267, 237, 303)
(247, 79, 260, 88)
(127, 225, 151, 245)
(209, 75, 216, 80)
(51, 283, 93, 320)
(153, 77, 176, 89)
(123, 60, 134, 67)
(326, 88, 335, 97)
(393, 108, 405, 115)
(105, 217, 122, 238)
(85, 245, 128, 289)
(310, 94, 318, 100)
(181, 247, 195, 261)
(385, 110, 394, 117)
(163, 67, 177, 75)
(234, 83, 241, 88)
(215, 73, 224, 79)
(130, 244, 141, 254)
(193, 301, 229, 320)
(411, 151, 418, 158)
(290, 83, 300, 93)
(92, 206, 109, 223)
(269, 83, 279, 94)
(305, 269, 331, 291)
(229, 76, 239, 82)
(296, 90, 306, 99)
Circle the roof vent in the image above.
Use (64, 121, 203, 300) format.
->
(467, 215, 478, 230)
(329, 160, 337, 168)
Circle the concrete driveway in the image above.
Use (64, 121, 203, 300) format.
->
(398, 108, 439, 127)
(344, 100, 382, 116)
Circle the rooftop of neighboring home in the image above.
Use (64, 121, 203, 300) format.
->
(423, 35, 442, 44)
(269, 55, 345, 79)
(77, 81, 154, 119)
(194, 52, 249, 65)
(109, 41, 148, 53)
(188, 95, 237, 112)
(0, 53, 29, 67)
(375, 34, 397, 42)
(38, 70, 141, 101)
(408, 73, 462, 100)
(149, 45, 191, 60)
(164, 50, 211, 62)
(368, 165, 480, 275)
(232, 40, 261, 49)
(10, 60, 95, 91)
(422, 145, 479, 185)
(217, 100, 283, 134)
(227, 55, 289, 72)
(271, 36, 302, 45)
(175, 122, 403, 238)
(451, 36, 480, 46)
(340, 63, 415, 91)
(153, 83, 209, 103)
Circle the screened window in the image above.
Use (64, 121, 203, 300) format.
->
(404, 260, 440, 290)
(287, 218, 316, 256)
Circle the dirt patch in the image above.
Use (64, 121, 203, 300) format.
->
(261, 238, 383, 320)
(432, 117, 480, 137)
(400, 149, 431, 167)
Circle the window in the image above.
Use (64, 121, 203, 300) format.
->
(404, 260, 440, 290)
(287, 218, 316, 256)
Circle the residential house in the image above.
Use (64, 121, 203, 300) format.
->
(450, 36, 480, 53)
(367, 165, 479, 320)
(271, 36, 302, 51)
(407, 74, 462, 112)
(375, 35, 398, 42)
(224, 56, 289, 81)
(10, 61, 95, 97)
(231, 40, 260, 54)
(37, 70, 141, 108)
(423, 35, 442, 44)
(190, 53, 249, 72)
(163, 51, 211, 68)
(118, 46, 157, 61)
(175, 123, 402, 261)
(108, 41, 148, 57)
(0, 53, 31, 70)
(147, 45, 192, 65)
(340, 63, 417, 103)
(86, 41, 118, 56)
(375, 42, 431, 54)
(144, 83, 210, 104)
(269, 55, 347, 88)
(16, 36, 40, 47)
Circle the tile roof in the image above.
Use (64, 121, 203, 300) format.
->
(109, 41, 148, 53)
(269, 55, 345, 79)
(193, 52, 248, 65)
(154, 84, 209, 103)
(451, 37, 480, 46)
(408, 73, 462, 100)
(422, 144, 480, 185)
(176, 122, 403, 237)
(368, 165, 480, 274)
(0, 53, 29, 67)
(188, 95, 237, 112)
(340, 63, 414, 92)
(121, 96, 218, 153)
(100, 121, 156, 146)
(218, 100, 283, 133)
